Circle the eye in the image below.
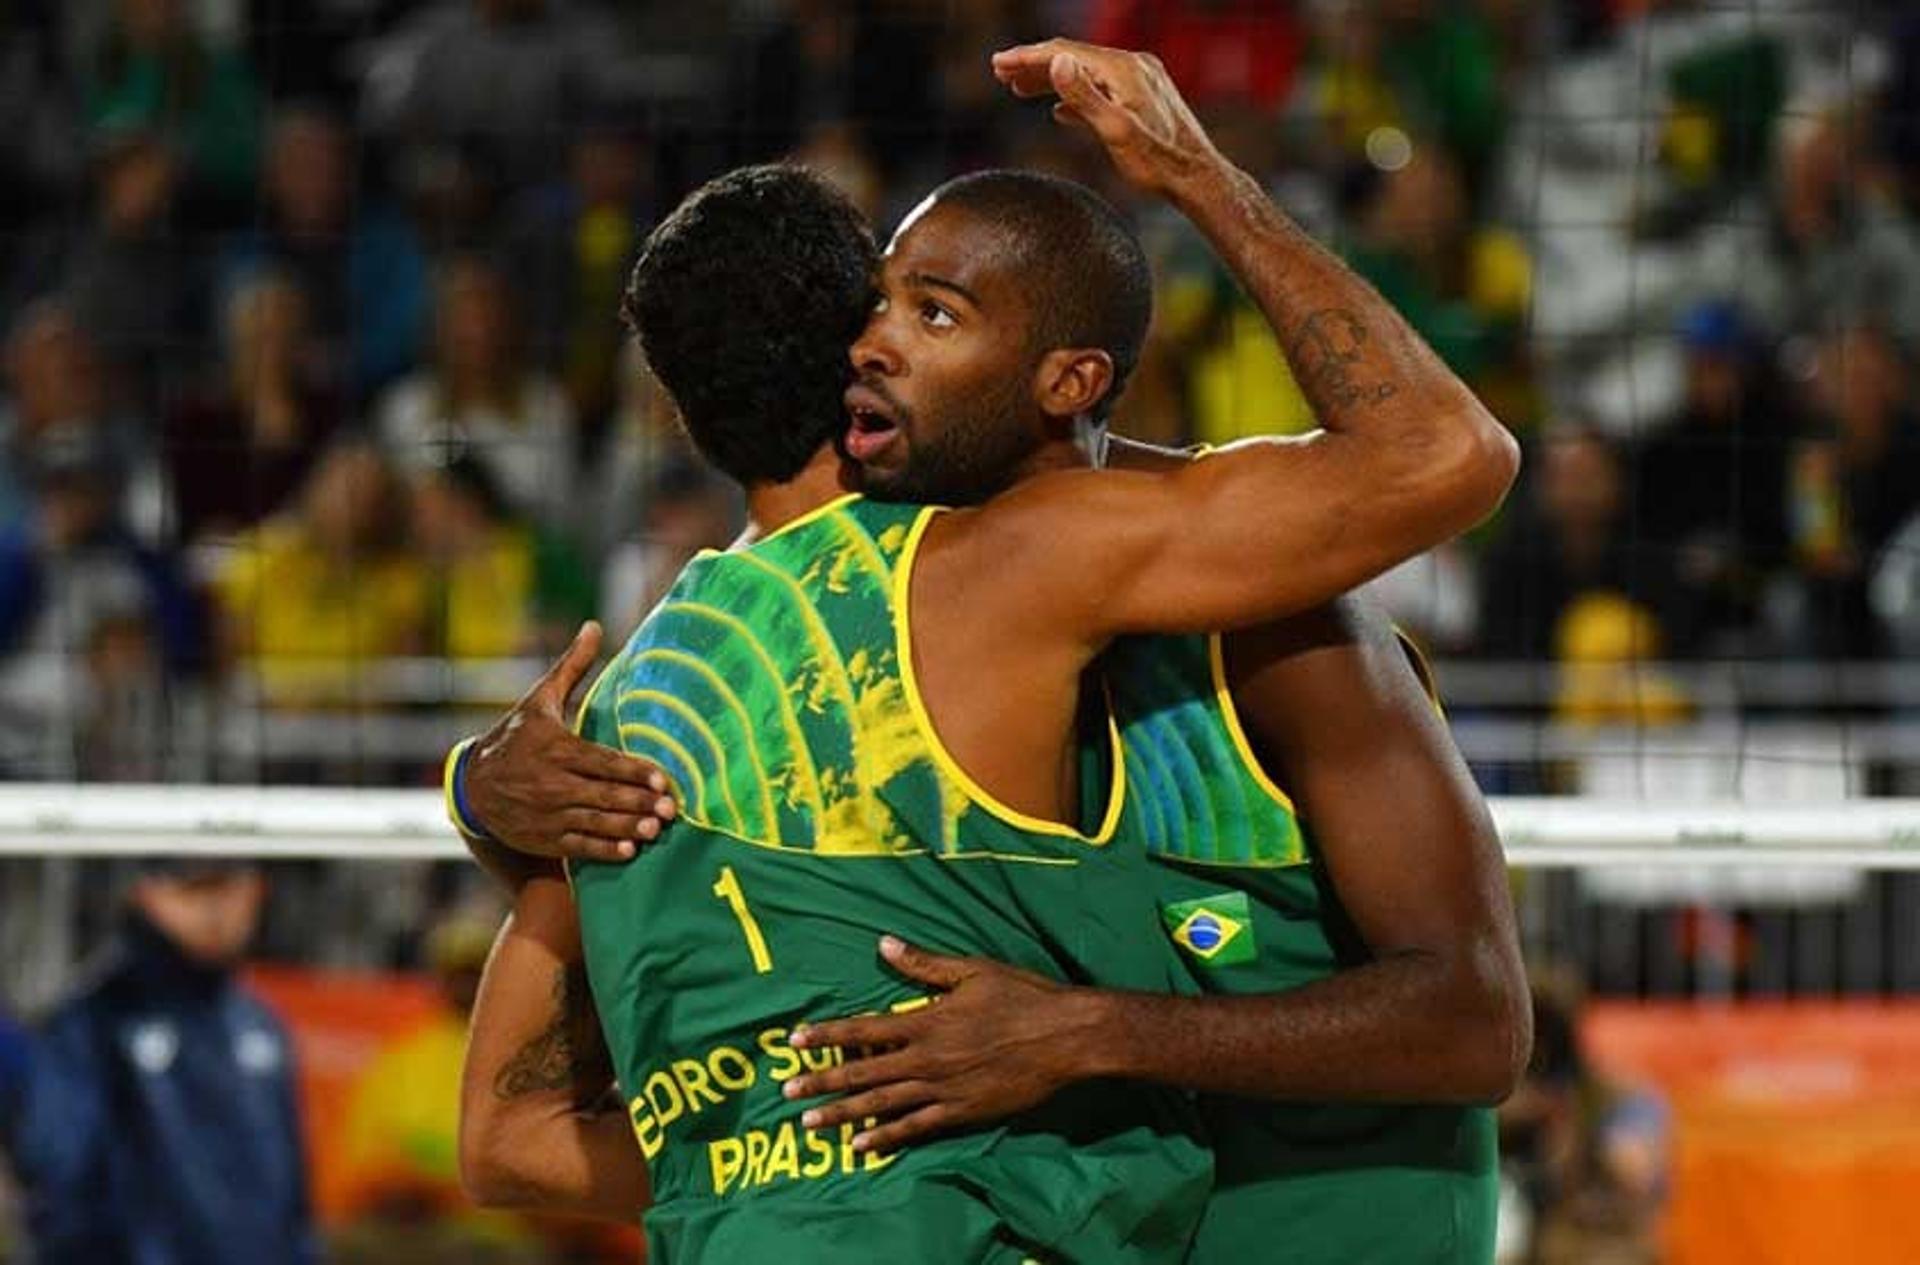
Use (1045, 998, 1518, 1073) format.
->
(920, 301, 957, 330)
(871, 293, 890, 315)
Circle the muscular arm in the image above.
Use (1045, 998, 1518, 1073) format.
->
(783, 598, 1529, 1146)
(947, 43, 1516, 642)
(457, 876, 650, 1221)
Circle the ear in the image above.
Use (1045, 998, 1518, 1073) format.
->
(1032, 347, 1115, 423)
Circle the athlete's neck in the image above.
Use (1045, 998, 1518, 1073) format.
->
(1015, 419, 1106, 482)
(738, 445, 859, 546)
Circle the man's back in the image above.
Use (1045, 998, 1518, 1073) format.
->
(570, 494, 1209, 1262)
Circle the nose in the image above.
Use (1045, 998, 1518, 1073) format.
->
(850, 309, 903, 378)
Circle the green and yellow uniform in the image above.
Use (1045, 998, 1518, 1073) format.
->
(1093, 631, 1498, 1265)
(571, 495, 1210, 1264)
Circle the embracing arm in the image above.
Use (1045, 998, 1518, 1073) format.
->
(782, 598, 1528, 1149)
(956, 42, 1516, 640)
(1071, 599, 1529, 1103)
(457, 876, 650, 1220)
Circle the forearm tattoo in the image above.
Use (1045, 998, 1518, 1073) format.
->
(1289, 309, 1399, 414)
(492, 963, 610, 1103)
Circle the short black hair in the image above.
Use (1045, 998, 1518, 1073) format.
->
(925, 170, 1152, 424)
(622, 165, 878, 485)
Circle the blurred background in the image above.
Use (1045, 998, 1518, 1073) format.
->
(0, 0, 1916, 1262)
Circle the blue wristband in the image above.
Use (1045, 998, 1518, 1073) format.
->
(444, 737, 498, 843)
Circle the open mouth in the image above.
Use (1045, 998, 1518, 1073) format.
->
(843, 384, 902, 463)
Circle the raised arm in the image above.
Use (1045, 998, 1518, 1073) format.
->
(960, 42, 1516, 640)
(457, 872, 651, 1221)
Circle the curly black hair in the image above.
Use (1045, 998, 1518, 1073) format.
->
(622, 165, 879, 485)
(926, 170, 1151, 425)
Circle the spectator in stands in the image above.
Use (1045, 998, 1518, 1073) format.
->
(15, 128, 200, 406)
(1340, 142, 1530, 389)
(728, 0, 943, 178)
(502, 107, 653, 435)
(81, 0, 263, 207)
(0, 425, 204, 670)
(362, 0, 631, 190)
(223, 106, 428, 398)
(376, 254, 578, 538)
(586, 340, 699, 560)
(1754, 111, 1920, 345)
(412, 453, 594, 661)
(0, 1, 83, 238)
(1478, 424, 1692, 660)
(162, 274, 340, 543)
(0, 859, 316, 1265)
(1633, 301, 1794, 653)
(0, 303, 157, 536)
(1300, 0, 1507, 192)
(0, 426, 206, 777)
(1786, 322, 1920, 656)
(214, 438, 428, 704)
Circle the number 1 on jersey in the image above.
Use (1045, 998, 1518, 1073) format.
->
(712, 865, 774, 974)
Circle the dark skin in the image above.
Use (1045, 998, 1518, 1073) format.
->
(463, 621, 677, 866)
(458, 872, 649, 1219)
(458, 38, 1523, 1206)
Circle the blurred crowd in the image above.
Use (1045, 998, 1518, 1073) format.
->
(0, 0, 1916, 782)
(10, 4, 1918, 1258)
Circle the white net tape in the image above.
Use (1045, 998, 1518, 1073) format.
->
(0, 786, 1916, 868)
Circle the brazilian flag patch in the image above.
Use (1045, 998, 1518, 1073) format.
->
(1161, 891, 1256, 966)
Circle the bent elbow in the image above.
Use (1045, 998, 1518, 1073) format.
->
(1434, 410, 1520, 532)
(459, 1114, 539, 1210)
(1466, 1013, 1530, 1106)
(1467, 962, 1533, 1107)
(1435, 945, 1532, 1106)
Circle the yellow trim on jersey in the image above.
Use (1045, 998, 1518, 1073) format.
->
(892, 507, 1125, 845)
(936, 851, 1079, 866)
(1206, 632, 1298, 814)
(757, 492, 864, 545)
(572, 657, 620, 737)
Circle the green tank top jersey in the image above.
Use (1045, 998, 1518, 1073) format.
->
(1090, 631, 1498, 1265)
(570, 494, 1210, 1264)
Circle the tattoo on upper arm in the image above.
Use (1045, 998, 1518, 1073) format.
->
(1289, 309, 1398, 413)
(492, 963, 613, 1103)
